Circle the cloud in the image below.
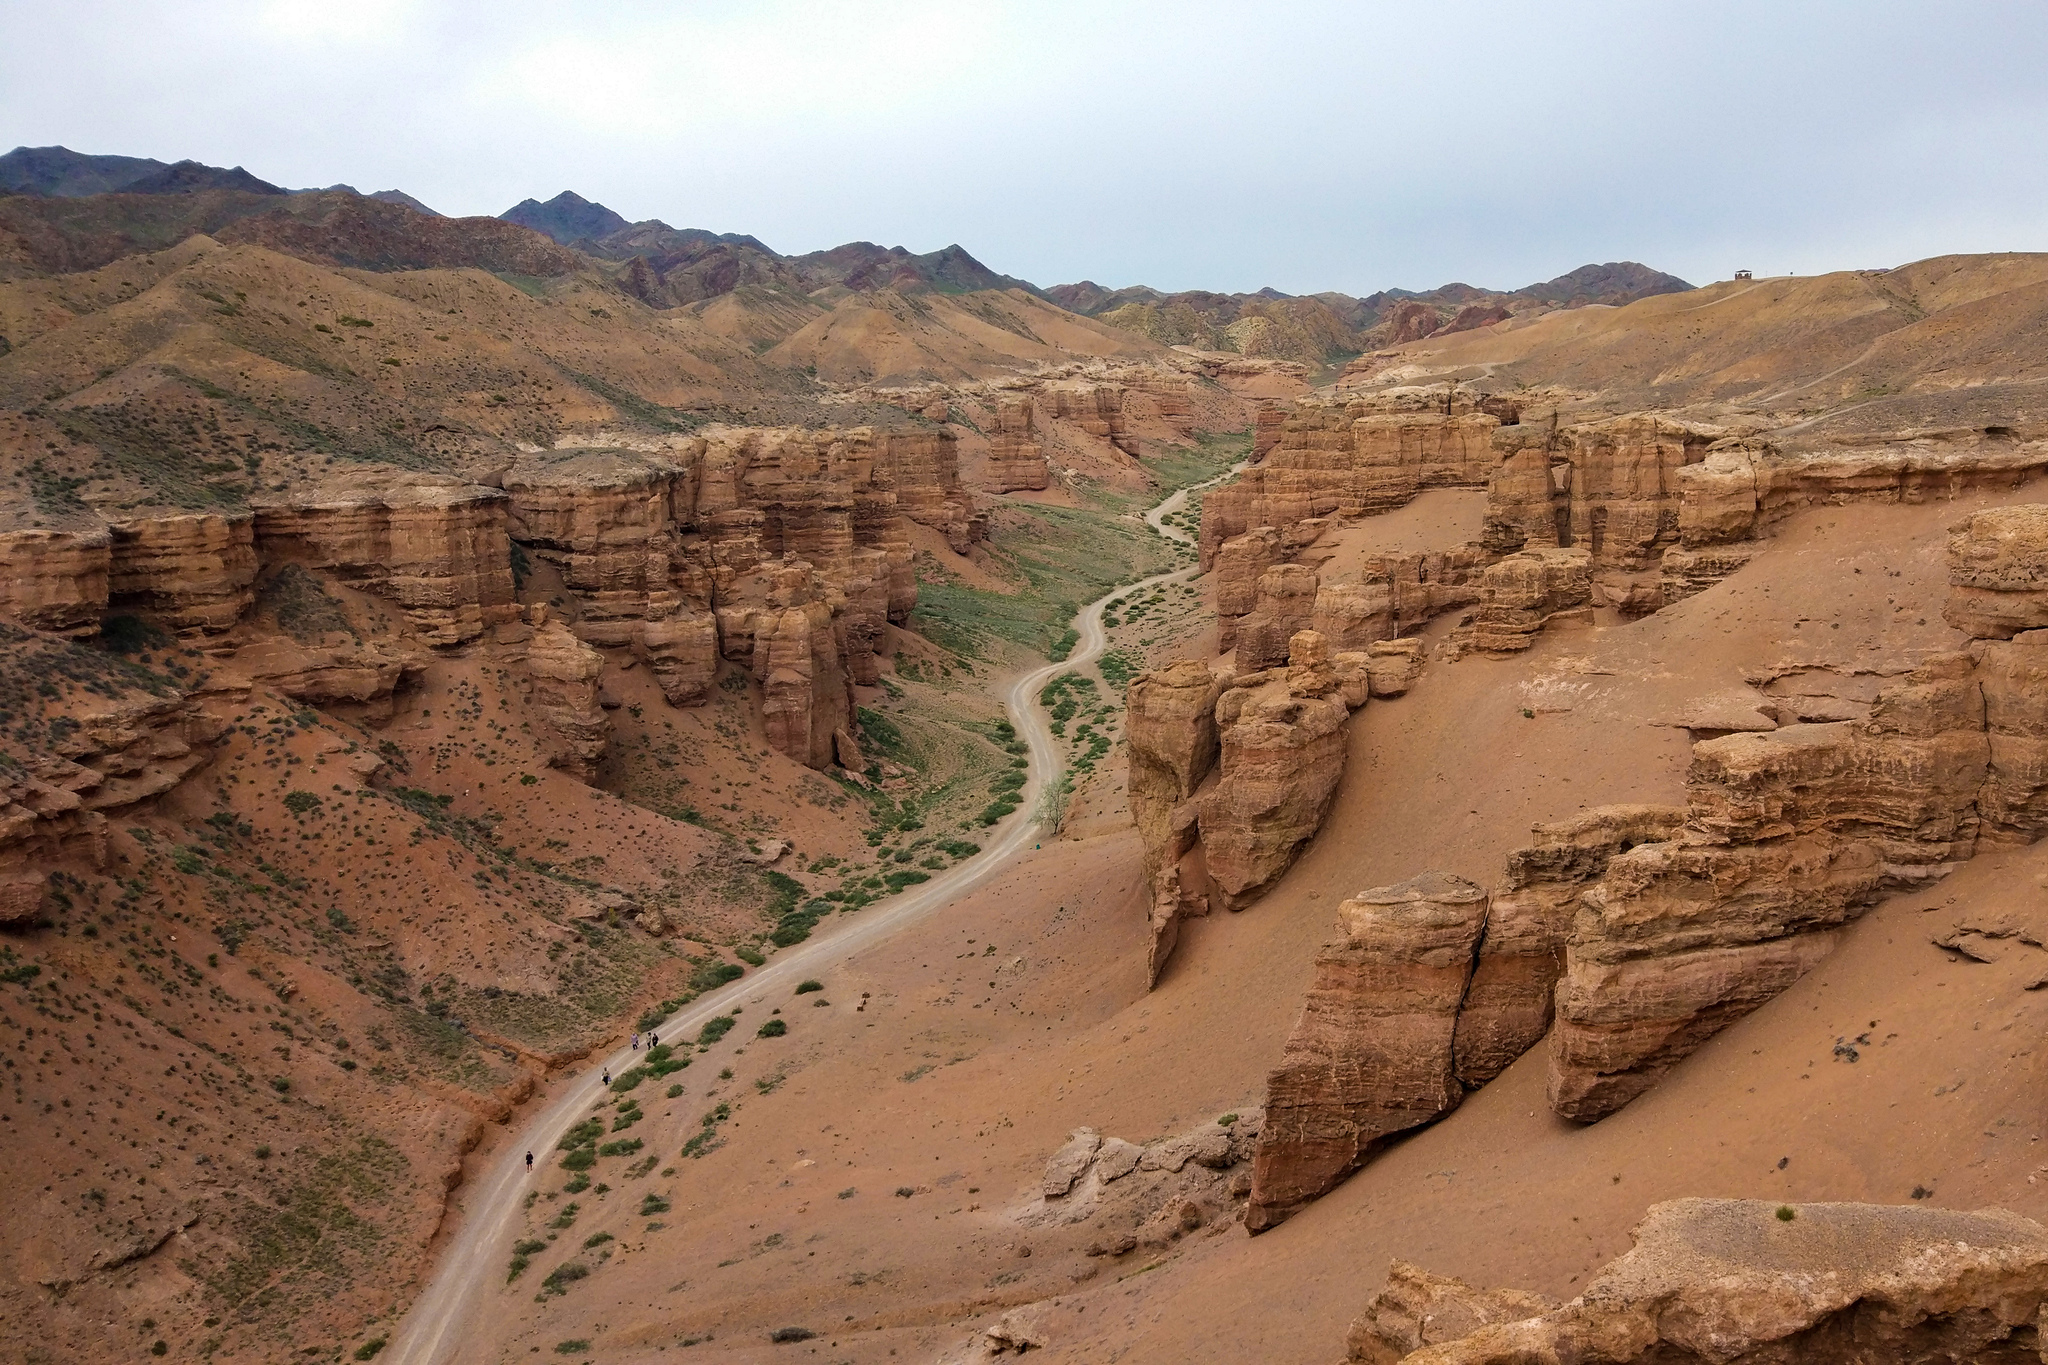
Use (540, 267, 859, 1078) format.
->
(4, 0, 2047, 293)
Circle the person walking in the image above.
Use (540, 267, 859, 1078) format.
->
(602, 1068, 611, 1087)
(631, 1032, 639, 1051)
(525, 1150, 533, 1172)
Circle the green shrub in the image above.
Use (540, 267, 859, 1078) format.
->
(608, 1066, 648, 1093)
(734, 944, 765, 966)
(172, 846, 206, 874)
(697, 1016, 735, 1045)
(882, 869, 930, 891)
(554, 1342, 590, 1356)
(795, 980, 824, 994)
(639, 1192, 671, 1216)
(582, 1232, 612, 1250)
(665, 1083, 684, 1098)
(540, 1261, 589, 1295)
(560, 1147, 596, 1172)
(353, 1340, 386, 1361)
(557, 1118, 604, 1150)
(687, 960, 744, 993)
(597, 1137, 643, 1157)
(756, 1018, 788, 1038)
(283, 790, 322, 816)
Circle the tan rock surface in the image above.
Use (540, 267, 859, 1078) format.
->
(251, 477, 516, 647)
(106, 512, 257, 634)
(1397, 1199, 2048, 1365)
(1199, 665, 1348, 911)
(525, 615, 608, 782)
(0, 525, 110, 635)
(1944, 503, 2048, 638)
(1248, 871, 1489, 1232)
(1345, 1263, 1556, 1365)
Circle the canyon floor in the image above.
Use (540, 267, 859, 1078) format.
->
(380, 479, 2048, 1365)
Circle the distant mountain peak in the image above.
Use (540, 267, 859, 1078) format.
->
(500, 191, 632, 245)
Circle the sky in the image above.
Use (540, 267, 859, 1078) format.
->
(5, 0, 2048, 296)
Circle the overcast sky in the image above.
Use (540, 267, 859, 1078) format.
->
(5, 1, 2048, 295)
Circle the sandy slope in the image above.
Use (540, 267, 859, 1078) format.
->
(365, 470, 2048, 1365)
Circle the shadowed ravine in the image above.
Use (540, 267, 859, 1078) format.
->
(382, 464, 1242, 1365)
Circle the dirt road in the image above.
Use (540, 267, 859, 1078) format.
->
(380, 466, 1236, 1364)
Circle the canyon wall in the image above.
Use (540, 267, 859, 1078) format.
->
(1241, 505, 2048, 1229)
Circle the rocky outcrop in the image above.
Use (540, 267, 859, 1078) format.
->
(1198, 638, 1350, 911)
(1247, 872, 1488, 1232)
(985, 398, 1050, 492)
(1383, 1199, 2048, 1365)
(1345, 1264, 1556, 1365)
(0, 526, 110, 635)
(1943, 504, 2048, 639)
(635, 611, 719, 706)
(106, 513, 257, 634)
(1452, 548, 1592, 654)
(1214, 527, 1284, 650)
(505, 449, 684, 646)
(1234, 563, 1319, 670)
(251, 477, 517, 647)
(1199, 386, 1502, 570)
(1483, 417, 1717, 579)
(229, 637, 424, 719)
(1126, 661, 1224, 881)
(1452, 805, 1686, 1089)
(1021, 1111, 1263, 1253)
(525, 613, 608, 783)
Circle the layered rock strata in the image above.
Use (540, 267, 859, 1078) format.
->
(984, 398, 1050, 492)
(1451, 805, 1686, 1088)
(1378, 1199, 2048, 1365)
(1247, 872, 1489, 1232)
(1452, 547, 1593, 654)
(1127, 632, 1379, 983)
(524, 612, 609, 783)
(251, 477, 517, 647)
(1198, 638, 1351, 912)
(106, 513, 258, 634)
(0, 526, 111, 635)
(1199, 386, 1504, 569)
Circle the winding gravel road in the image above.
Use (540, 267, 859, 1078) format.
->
(382, 464, 1238, 1364)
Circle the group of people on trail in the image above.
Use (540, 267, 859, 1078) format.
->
(524, 1031, 668, 1175)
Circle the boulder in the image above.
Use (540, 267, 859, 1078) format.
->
(1247, 872, 1488, 1231)
(1041, 1128, 1101, 1198)
(1363, 638, 1425, 699)
(1458, 548, 1592, 654)
(1235, 563, 1320, 671)
(636, 610, 718, 706)
(1345, 1263, 1555, 1365)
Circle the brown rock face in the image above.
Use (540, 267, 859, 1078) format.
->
(1199, 672, 1348, 912)
(1199, 386, 1500, 570)
(525, 615, 608, 783)
(1483, 416, 1717, 580)
(1456, 547, 1592, 653)
(1391, 1199, 2048, 1365)
(1125, 661, 1224, 882)
(107, 513, 257, 634)
(0, 526, 110, 635)
(252, 478, 516, 647)
(636, 611, 719, 706)
(1546, 639, 2045, 1121)
(229, 637, 424, 720)
(505, 450, 684, 647)
(1450, 805, 1686, 1089)
(1234, 563, 1319, 670)
(1345, 1264, 1556, 1365)
(1247, 871, 1489, 1232)
(985, 398, 1051, 492)
(1213, 527, 1284, 650)
(1944, 504, 2048, 638)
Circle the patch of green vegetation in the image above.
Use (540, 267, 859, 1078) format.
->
(696, 1015, 735, 1045)
(908, 499, 1182, 659)
(194, 1137, 407, 1317)
(559, 367, 706, 434)
(258, 565, 358, 643)
(756, 1017, 787, 1038)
